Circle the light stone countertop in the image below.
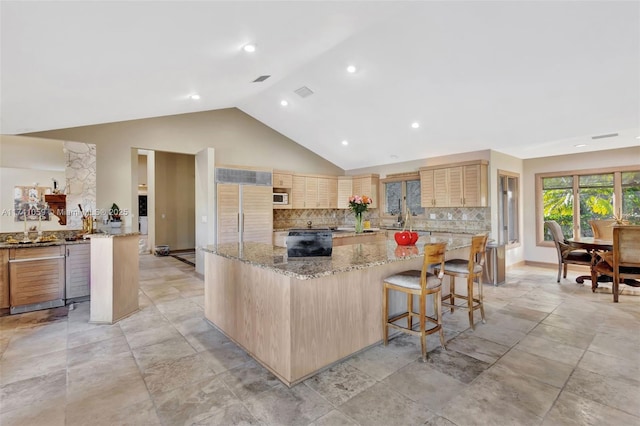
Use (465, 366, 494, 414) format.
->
(203, 235, 473, 280)
(0, 238, 90, 249)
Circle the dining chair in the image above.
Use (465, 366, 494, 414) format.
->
(435, 234, 488, 330)
(382, 242, 447, 362)
(545, 220, 592, 283)
(589, 219, 617, 240)
(592, 225, 640, 302)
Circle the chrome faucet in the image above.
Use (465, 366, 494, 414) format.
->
(307, 220, 313, 228)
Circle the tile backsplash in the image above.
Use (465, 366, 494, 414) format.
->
(274, 207, 490, 234)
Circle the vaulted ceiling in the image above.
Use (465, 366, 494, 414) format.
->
(1, 1, 638, 170)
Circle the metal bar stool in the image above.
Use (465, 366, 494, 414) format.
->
(382, 242, 447, 361)
(435, 234, 488, 330)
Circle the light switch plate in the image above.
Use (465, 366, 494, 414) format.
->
(430, 213, 436, 219)
(201, 216, 207, 223)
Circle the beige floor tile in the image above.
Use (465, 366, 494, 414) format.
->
(542, 390, 640, 426)
(338, 381, 435, 426)
(495, 348, 574, 388)
(443, 331, 510, 363)
(308, 409, 360, 426)
(243, 383, 333, 426)
(0, 347, 66, 386)
(131, 335, 196, 370)
(345, 344, 417, 381)
(304, 362, 377, 406)
(0, 394, 66, 426)
(0, 369, 66, 414)
(515, 334, 585, 366)
(142, 352, 216, 396)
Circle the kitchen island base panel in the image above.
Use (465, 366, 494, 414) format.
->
(89, 234, 139, 324)
(205, 244, 469, 386)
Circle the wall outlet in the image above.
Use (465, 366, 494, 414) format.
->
(430, 213, 436, 219)
(447, 213, 452, 220)
(462, 213, 468, 220)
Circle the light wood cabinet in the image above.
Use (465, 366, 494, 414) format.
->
(420, 161, 488, 207)
(337, 177, 353, 209)
(291, 175, 339, 209)
(291, 175, 306, 209)
(0, 249, 8, 309)
(273, 172, 293, 188)
(66, 244, 91, 300)
(9, 246, 65, 308)
(337, 175, 379, 209)
(217, 183, 273, 244)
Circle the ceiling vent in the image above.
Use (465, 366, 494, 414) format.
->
(591, 133, 619, 140)
(253, 75, 271, 83)
(294, 86, 314, 98)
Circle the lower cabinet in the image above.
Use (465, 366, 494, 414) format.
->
(66, 244, 91, 300)
(9, 246, 65, 309)
(0, 249, 8, 309)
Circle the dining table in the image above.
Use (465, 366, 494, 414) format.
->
(567, 237, 613, 291)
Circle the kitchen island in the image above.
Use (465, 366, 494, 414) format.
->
(203, 235, 473, 386)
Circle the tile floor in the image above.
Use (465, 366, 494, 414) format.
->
(1, 254, 639, 426)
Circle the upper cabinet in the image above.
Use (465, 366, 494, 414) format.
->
(337, 174, 379, 209)
(290, 175, 338, 209)
(273, 172, 293, 188)
(420, 161, 488, 207)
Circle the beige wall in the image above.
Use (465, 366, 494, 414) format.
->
(154, 151, 195, 251)
(25, 108, 344, 228)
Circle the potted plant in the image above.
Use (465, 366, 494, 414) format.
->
(109, 203, 122, 227)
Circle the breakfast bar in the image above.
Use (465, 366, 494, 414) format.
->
(203, 235, 473, 386)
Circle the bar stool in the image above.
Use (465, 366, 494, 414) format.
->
(435, 234, 488, 330)
(382, 242, 447, 362)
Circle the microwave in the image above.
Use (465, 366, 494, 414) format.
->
(273, 193, 289, 205)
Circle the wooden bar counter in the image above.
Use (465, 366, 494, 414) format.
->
(203, 235, 472, 386)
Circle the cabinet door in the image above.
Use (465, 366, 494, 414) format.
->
(327, 177, 338, 209)
(433, 168, 449, 207)
(447, 166, 464, 207)
(305, 177, 319, 208)
(337, 177, 353, 209)
(9, 246, 65, 307)
(352, 177, 363, 198)
(0, 249, 8, 308)
(462, 164, 488, 207)
(420, 170, 435, 207)
(291, 175, 306, 209)
(66, 244, 91, 299)
(316, 177, 331, 209)
(217, 183, 240, 244)
(242, 185, 273, 244)
(273, 173, 293, 188)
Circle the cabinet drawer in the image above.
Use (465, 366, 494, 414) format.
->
(9, 245, 64, 260)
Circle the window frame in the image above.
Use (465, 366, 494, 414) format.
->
(379, 172, 425, 220)
(497, 169, 520, 248)
(535, 165, 639, 247)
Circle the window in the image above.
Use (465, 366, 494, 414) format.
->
(537, 167, 640, 243)
(622, 171, 640, 221)
(498, 171, 519, 245)
(381, 173, 424, 221)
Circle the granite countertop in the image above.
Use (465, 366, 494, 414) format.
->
(203, 235, 473, 280)
(86, 227, 139, 238)
(0, 238, 90, 249)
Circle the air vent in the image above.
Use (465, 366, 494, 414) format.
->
(253, 75, 271, 83)
(215, 168, 272, 186)
(294, 86, 314, 98)
(591, 133, 619, 140)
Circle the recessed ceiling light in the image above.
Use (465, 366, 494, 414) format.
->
(411, 122, 420, 129)
(280, 100, 288, 107)
(342, 140, 349, 146)
(346, 65, 357, 73)
(390, 154, 398, 159)
(190, 94, 200, 100)
(243, 44, 256, 53)
(574, 144, 588, 148)
(636, 136, 640, 139)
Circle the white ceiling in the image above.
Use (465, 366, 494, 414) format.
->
(2, 1, 638, 170)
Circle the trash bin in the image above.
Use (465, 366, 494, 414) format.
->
(154, 245, 170, 256)
(484, 242, 505, 286)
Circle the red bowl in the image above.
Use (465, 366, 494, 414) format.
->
(394, 231, 413, 246)
(409, 231, 419, 244)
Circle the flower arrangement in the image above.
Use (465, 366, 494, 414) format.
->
(348, 195, 372, 233)
(348, 195, 372, 215)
